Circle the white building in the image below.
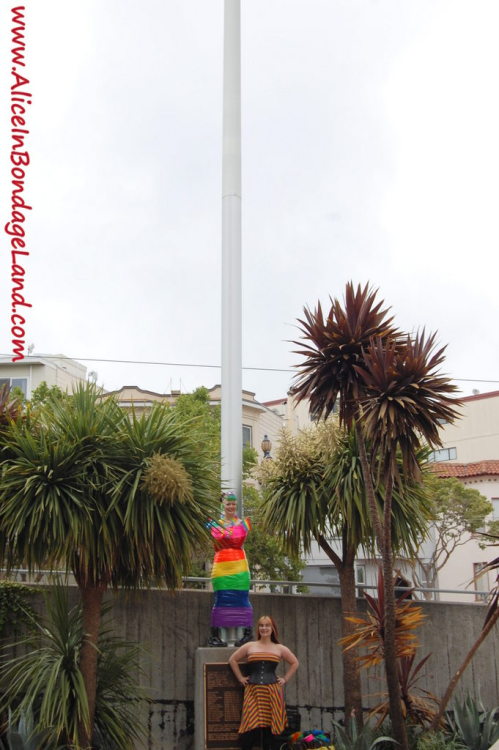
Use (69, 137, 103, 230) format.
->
(0, 354, 87, 399)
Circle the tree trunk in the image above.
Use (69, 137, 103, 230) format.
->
(429, 606, 499, 729)
(338, 561, 364, 725)
(78, 584, 106, 749)
(354, 427, 408, 748)
(317, 535, 363, 726)
(354, 424, 384, 546)
(381, 475, 409, 750)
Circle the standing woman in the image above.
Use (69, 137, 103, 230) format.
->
(208, 492, 253, 647)
(229, 615, 299, 750)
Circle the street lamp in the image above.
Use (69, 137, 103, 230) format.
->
(261, 434, 272, 459)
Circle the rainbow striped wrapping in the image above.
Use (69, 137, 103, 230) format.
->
(210, 516, 253, 628)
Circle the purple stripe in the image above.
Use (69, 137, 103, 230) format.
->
(211, 606, 253, 628)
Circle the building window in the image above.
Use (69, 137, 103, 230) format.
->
(428, 446, 457, 462)
(473, 563, 489, 602)
(491, 498, 499, 521)
(355, 565, 366, 596)
(0, 377, 27, 397)
(355, 565, 365, 584)
(242, 425, 252, 448)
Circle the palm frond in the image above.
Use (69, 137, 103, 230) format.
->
(292, 282, 398, 425)
(358, 331, 461, 481)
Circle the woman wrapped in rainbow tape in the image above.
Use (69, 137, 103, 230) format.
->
(208, 492, 253, 647)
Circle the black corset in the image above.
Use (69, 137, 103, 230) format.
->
(247, 660, 278, 685)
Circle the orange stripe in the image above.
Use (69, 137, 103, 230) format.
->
(247, 653, 280, 663)
(238, 683, 287, 735)
(214, 548, 245, 563)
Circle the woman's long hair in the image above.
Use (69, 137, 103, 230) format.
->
(257, 615, 280, 644)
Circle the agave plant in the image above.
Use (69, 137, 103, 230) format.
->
(0, 708, 53, 750)
(447, 695, 499, 750)
(331, 716, 396, 750)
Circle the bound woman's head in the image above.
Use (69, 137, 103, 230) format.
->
(257, 615, 280, 643)
(222, 492, 237, 518)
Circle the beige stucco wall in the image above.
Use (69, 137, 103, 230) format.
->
(103, 386, 176, 416)
(438, 391, 499, 462)
(208, 385, 283, 458)
(264, 393, 315, 435)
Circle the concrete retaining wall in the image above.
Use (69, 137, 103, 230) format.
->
(24, 587, 499, 749)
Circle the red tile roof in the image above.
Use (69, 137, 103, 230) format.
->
(431, 460, 499, 478)
(461, 390, 499, 403)
(263, 398, 287, 407)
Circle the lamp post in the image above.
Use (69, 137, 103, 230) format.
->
(261, 434, 272, 460)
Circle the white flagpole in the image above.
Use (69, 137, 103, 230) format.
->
(221, 0, 242, 514)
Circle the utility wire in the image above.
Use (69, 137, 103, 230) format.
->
(2, 353, 498, 383)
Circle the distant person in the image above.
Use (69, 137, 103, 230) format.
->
(229, 615, 299, 750)
(394, 570, 413, 600)
(207, 492, 253, 647)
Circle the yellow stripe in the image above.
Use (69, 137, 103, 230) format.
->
(212, 559, 248, 577)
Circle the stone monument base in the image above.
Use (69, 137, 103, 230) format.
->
(195, 647, 243, 750)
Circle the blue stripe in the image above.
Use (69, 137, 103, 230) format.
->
(214, 589, 251, 608)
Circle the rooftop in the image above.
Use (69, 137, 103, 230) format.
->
(431, 459, 499, 478)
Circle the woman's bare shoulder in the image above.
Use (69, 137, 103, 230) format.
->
(277, 644, 298, 661)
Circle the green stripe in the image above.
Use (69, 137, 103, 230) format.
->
(213, 572, 251, 591)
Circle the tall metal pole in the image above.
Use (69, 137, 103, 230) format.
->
(221, 0, 242, 514)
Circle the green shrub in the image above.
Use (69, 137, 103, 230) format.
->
(0, 582, 37, 638)
(413, 730, 465, 750)
(0, 585, 146, 749)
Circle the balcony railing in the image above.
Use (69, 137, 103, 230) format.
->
(1, 570, 492, 601)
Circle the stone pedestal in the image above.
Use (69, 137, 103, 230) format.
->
(195, 647, 244, 750)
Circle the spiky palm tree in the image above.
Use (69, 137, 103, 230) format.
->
(0, 384, 218, 748)
(260, 421, 432, 724)
(292, 282, 460, 750)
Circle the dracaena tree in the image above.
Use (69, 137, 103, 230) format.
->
(259, 421, 432, 725)
(0, 383, 218, 749)
(292, 282, 461, 750)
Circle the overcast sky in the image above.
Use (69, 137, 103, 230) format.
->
(0, 1, 497, 402)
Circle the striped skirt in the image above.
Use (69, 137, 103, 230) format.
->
(238, 683, 287, 735)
